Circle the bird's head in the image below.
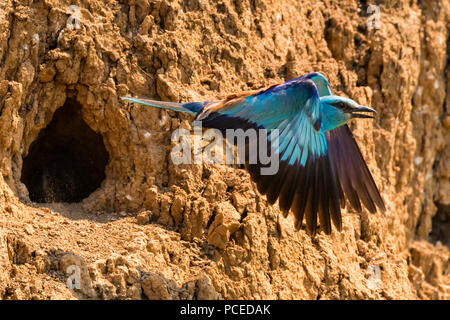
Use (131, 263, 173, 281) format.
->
(319, 95, 376, 131)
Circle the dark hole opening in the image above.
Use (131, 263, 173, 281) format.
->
(21, 100, 109, 203)
(430, 203, 450, 247)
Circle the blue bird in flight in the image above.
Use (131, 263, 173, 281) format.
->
(122, 72, 386, 235)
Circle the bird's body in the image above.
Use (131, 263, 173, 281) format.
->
(122, 72, 385, 235)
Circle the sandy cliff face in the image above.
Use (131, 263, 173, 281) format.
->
(0, 0, 448, 299)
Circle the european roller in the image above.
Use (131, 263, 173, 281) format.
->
(122, 72, 386, 235)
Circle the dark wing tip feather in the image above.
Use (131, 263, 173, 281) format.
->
(326, 125, 386, 214)
(247, 152, 341, 236)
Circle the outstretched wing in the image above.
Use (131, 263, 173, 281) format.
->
(198, 74, 341, 234)
(326, 125, 386, 213)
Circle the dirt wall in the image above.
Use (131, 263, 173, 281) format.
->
(0, 0, 448, 299)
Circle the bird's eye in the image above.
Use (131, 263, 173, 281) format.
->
(333, 102, 346, 109)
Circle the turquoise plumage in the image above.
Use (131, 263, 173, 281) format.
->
(122, 72, 385, 235)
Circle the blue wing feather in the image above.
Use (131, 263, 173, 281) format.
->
(199, 77, 326, 163)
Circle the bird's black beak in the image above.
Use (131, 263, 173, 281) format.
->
(350, 106, 376, 119)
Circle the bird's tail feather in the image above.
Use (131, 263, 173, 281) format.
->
(121, 97, 204, 114)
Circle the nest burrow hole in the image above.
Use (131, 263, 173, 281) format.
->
(20, 99, 109, 203)
(430, 203, 450, 246)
